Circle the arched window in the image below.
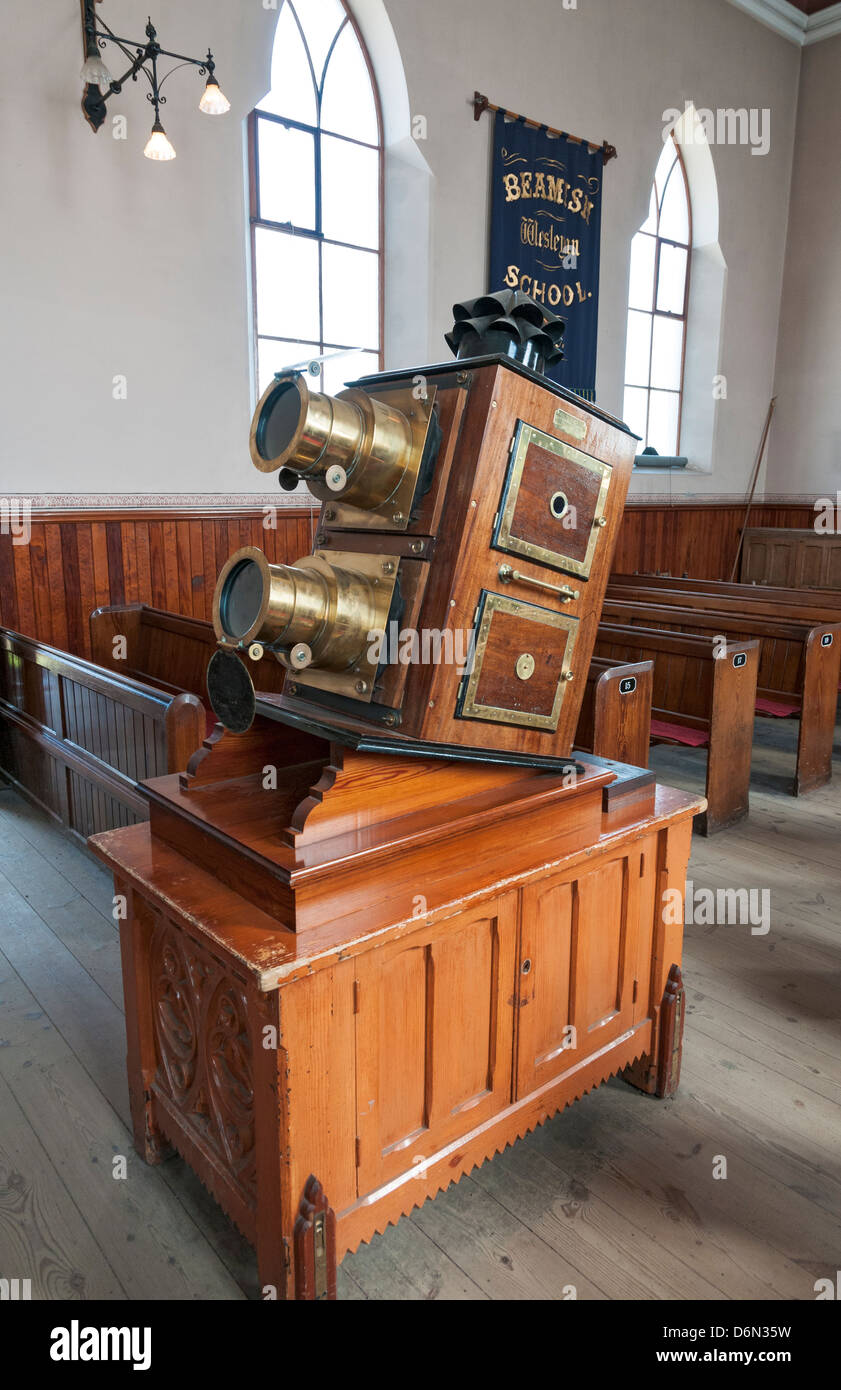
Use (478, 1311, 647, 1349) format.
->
(623, 133, 691, 457)
(249, 0, 383, 399)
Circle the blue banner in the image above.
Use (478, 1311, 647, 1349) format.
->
(488, 111, 604, 398)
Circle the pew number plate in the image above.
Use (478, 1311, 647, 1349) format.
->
(733, 652, 747, 668)
(821, 633, 834, 648)
(619, 676, 637, 694)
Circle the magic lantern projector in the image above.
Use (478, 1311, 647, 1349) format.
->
(208, 291, 639, 765)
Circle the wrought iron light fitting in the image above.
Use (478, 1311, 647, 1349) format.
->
(79, 0, 230, 160)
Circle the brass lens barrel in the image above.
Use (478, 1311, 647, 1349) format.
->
(249, 370, 414, 511)
(212, 546, 380, 673)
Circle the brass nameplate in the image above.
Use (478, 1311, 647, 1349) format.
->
(553, 407, 587, 442)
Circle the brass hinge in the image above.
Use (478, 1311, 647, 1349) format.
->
(355, 1137, 361, 1168)
(632, 979, 639, 1004)
(353, 980, 360, 1014)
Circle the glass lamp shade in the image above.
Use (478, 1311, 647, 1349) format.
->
(199, 77, 231, 115)
(80, 53, 114, 92)
(144, 121, 177, 161)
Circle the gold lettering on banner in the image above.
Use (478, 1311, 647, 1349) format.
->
(520, 218, 580, 262)
(504, 262, 594, 307)
(502, 169, 596, 224)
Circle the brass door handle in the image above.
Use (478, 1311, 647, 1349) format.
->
(498, 564, 580, 603)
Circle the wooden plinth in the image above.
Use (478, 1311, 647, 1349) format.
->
(90, 716, 704, 1300)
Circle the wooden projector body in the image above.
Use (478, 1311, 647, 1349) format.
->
(209, 355, 638, 766)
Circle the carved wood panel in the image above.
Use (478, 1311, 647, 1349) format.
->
(149, 915, 257, 1205)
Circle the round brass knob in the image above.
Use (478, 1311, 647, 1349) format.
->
(595, 515, 608, 527)
(290, 643, 313, 671)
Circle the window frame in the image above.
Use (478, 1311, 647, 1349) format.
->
(625, 132, 692, 459)
(247, 0, 385, 395)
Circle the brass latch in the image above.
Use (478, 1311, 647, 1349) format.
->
(313, 1211, 329, 1301)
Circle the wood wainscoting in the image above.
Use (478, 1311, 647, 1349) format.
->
(0, 500, 819, 660)
(0, 507, 316, 661)
(612, 501, 817, 580)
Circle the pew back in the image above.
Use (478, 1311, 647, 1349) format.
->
(0, 628, 204, 842)
(90, 603, 286, 701)
(90, 603, 218, 701)
(601, 599, 841, 794)
(610, 573, 841, 620)
(594, 624, 760, 833)
(576, 658, 652, 768)
(607, 580, 841, 629)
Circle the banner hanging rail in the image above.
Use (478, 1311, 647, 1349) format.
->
(472, 91, 617, 164)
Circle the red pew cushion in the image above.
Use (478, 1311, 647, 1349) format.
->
(755, 696, 800, 718)
(650, 719, 710, 748)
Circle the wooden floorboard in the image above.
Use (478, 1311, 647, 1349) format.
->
(0, 709, 838, 1300)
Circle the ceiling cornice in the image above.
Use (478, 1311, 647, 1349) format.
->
(803, 3, 841, 44)
(726, 0, 841, 45)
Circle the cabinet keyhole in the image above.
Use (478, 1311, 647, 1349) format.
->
(521, 958, 532, 975)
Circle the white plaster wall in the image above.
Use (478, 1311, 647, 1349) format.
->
(766, 34, 841, 499)
(0, 0, 805, 497)
(383, 0, 800, 498)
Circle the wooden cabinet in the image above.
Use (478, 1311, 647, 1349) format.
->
(91, 720, 702, 1298)
(515, 848, 652, 1098)
(355, 896, 517, 1191)
(343, 832, 663, 1200)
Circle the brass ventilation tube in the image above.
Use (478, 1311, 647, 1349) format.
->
(249, 370, 415, 511)
(212, 546, 382, 674)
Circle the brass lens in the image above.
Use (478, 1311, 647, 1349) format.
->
(219, 558, 266, 640)
(212, 545, 382, 673)
(249, 370, 414, 512)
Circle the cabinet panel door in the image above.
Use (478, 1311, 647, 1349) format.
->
(516, 850, 644, 1097)
(355, 895, 517, 1194)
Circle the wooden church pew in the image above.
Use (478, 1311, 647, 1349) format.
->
(0, 627, 204, 843)
(90, 603, 219, 704)
(607, 578, 841, 629)
(610, 572, 841, 622)
(601, 597, 841, 795)
(575, 657, 652, 769)
(90, 602, 286, 714)
(594, 624, 759, 835)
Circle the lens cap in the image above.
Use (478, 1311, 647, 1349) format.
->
(206, 648, 257, 735)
